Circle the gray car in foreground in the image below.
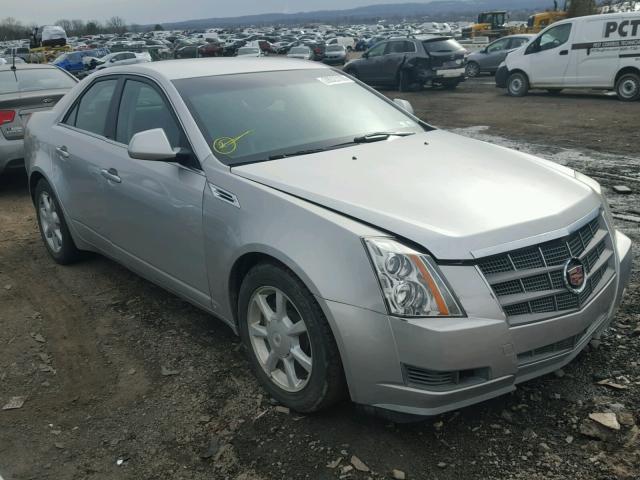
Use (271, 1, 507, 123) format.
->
(24, 58, 632, 418)
(0, 64, 77, 175)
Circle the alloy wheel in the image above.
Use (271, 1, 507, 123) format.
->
(247, 286, 313, 392)
(39, 191, 63, 253)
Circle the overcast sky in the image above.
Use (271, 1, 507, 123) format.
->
(3, 0, 435, 25)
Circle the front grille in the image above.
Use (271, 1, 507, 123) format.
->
(478, 212, 615, 326)
(517, 329, 587, 366)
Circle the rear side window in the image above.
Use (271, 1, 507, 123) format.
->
(422, 38, 465, 54)
(386, 41, 415, 54)
(66, 79, 117, 136)
(115, 80, 182, 147)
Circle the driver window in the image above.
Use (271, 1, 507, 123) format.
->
(367, 42, 386, 58)
(539, 23, 572, 51)
(487, 38, 509, 53)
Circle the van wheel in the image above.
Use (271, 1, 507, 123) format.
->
(615, 72, 640, 102)
(238, 262, 346, 412)
(507, 72, 529, 97)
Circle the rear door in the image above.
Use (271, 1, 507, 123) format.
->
(51, 77, 120, 251)
(571, 17, 623, 87)
(380, 40, 415, 82)
(482, 37, 511, 71)
(526, 22, 574, 86)
(98, 77, 210, 307)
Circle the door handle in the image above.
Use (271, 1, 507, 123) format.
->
(559, 50, 568, 55)
(100, 168, 121, 184)
(55, 145, 70, 158)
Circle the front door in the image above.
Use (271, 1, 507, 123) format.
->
(527, 23, 574, 86)
(99, 77, 210, 307)
(358, 41, 387, 83)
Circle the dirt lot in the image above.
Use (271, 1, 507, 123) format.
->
(1, 78, 639, 480)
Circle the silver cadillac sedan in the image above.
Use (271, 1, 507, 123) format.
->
(24, 58, 632, 418)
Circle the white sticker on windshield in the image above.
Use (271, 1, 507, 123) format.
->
(317, 75, 354, 86)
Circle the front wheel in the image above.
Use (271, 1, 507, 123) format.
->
(238, 263, 346, 412)
(465, 61, 480, 78)
(507, 72, 529, 97)
(615, 72, 640, 102)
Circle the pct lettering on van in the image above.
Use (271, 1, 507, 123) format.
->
(604, 20, 640, 38)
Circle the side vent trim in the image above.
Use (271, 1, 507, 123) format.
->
(209, 183, 240, 208)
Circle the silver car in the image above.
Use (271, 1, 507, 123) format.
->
(24, 59, 632, 417)
(1, 64, 77, 175)
(465, 35, 535, 77)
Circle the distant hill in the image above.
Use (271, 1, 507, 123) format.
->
(156, 0, 557, 29)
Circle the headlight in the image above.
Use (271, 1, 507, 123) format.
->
(363, 238, 464, 317)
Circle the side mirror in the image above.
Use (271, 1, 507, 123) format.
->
(128, 128, 177, 161)
(393, 98, 414, 115)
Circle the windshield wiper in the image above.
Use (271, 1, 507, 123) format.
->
(268, 147, 330, 160)
(353, 131, 415, 143)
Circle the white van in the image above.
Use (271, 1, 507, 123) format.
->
(495, 12, 640, 101)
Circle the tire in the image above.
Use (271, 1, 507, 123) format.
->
(34, 179, 82, 264)
(507, 71, 529, 97)
(465, 61, 480, 78)
(238, 262, 346, 412)
(397, 69, 410, 92)
(547, 88, 563, 95)
(615, 72, 640, 102)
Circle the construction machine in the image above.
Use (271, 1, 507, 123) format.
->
(461, 11, 509, 39)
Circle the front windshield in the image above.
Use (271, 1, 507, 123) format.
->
(173, 69, 424, 166)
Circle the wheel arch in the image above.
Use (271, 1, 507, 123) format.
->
(615, 66, 640, 84)
(29, 170, 47, 205)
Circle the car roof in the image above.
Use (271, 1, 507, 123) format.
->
(99, 57, 331, 80)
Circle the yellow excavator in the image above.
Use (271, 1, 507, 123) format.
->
(461, 11, 509, 39)
(526, 1, 571, 33)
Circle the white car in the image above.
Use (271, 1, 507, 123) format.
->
(287, 46, 313, 60)
(496, 11, 640, 101)
(236, 47, 262, 57)
(92, 52, 151, 71)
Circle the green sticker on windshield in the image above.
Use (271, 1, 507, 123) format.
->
(212, 130, 253, 155)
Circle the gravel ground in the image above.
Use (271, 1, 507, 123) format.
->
(0, 78, 638, 480)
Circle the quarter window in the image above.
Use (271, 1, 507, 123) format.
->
(367, 42, 386, 58)
(115, 80, 182, 147)
(487, 38, 510, 53)
(66, 79, 117, 136)
(539, 24, 572, 51)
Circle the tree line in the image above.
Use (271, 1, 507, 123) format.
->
(0, 16, 149, 41)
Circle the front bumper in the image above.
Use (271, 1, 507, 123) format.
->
(322, 229, 632, 417)
(495, 64, 509, 88)
(0, 136, 25, 174)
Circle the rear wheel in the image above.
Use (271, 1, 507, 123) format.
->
(507, 72, 529, 97)
(615, 72, 640, 102)
(34, 179, 82, 264)
(238, 262, 345, 412)
(465, 61, 480, 78)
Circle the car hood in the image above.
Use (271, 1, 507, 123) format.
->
(232, 130, 600, 260)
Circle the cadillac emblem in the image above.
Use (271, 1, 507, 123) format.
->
(563, 257, 586, 294)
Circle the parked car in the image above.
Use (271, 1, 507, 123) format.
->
(496, 11, 640, 101)
(199, 42, 224, 57)
(344, 36, 467, 91)
(465, 34, 534, 77)
(236, 47, 262, 57)
(24, 58, 632, 418)
(52, 48, 110, 75)
(322, 45, 347, 65)
(88, 51, 151, 71)
(326, 36, 355, 51)
(287, 46, 313, 60)
(1, 64, 77, 175)
(3, 47, 30, 62)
